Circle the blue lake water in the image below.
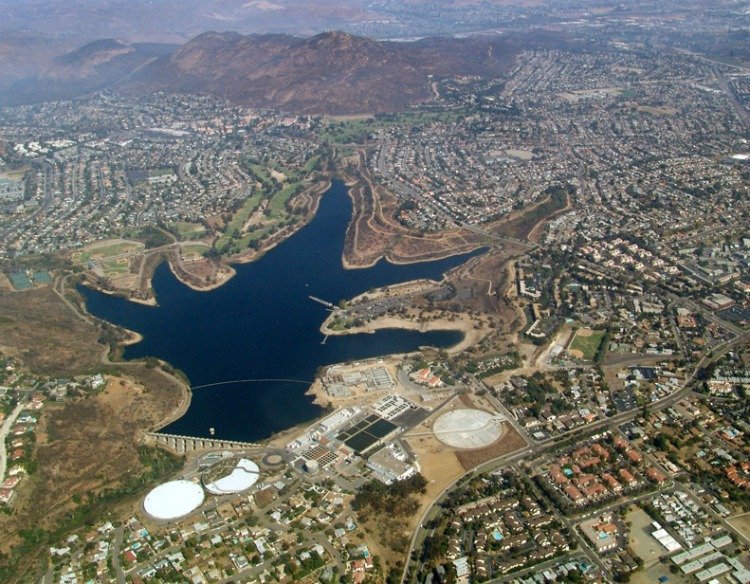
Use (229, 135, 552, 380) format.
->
(80, 180, 483, 442)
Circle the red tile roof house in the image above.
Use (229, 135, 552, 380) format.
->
(123, 550, 137, 563)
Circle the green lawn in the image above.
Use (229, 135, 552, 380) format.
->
(180, 243, 209, 259)
(121, 226, 173, 249)
(248, 163, 273, 184)
(569, 330, 606, 360)
(215, 190, 266, 251)
(216, 160, 309, 254)
(89, 242, 140, 259)
(244, 225, 274, 244)
(302, 155, 321, 173)
(170, 221, 206, 240)
(317, 109, 469, 144)
(101, 258, 130, 275)
(269, 182, 300, 216)
(72, 241, 142, 265)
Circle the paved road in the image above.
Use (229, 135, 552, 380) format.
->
(486, 554, 589, 583)
(112, 526, 127, 584)
(400, 324, 750, 583)
(0, 401, 25, 483)
(480, 383, 534, 446)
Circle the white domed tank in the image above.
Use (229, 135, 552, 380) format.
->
(304, 459, 320, 475)
(143, 480, 205, 521)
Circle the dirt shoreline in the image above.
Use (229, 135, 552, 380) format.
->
(65, 281, 194, 435)
(81, 179, 331, 305)
(84, 175, 484, 302)
(84, 282, 158, 306)
(321, 312, 488, 355)
(344, 279, 439, 304)
(340, 243, 485, 270)
(166, 256, 237, 292)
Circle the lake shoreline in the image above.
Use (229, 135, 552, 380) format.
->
(80, 180, 481, 443)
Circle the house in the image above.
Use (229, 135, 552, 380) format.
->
(625, 449, 643, 464)
(350, 557, 374, 573)
(412, 368, 443, 388)
(453, 556, 470, 584)
(619, 468, 637, 485)
(564, 485, 585, 504)
(646, 466, 667, 483)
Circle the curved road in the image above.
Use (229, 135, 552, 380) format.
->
(0, 401, 25, 484)
(400, 329, 749, 584)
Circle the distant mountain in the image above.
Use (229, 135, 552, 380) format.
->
(0, 29, 573, 112)
(0, 0, 377, 43)
(0, 31, 83, 91)
(0, 38, 177, 106)
(117, 30, 555, 114)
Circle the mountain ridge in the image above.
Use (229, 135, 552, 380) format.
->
(0, 29, 575, 112)
(117, 29, 543, 113)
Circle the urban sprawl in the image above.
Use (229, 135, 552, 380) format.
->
(0, 19, 749, 584)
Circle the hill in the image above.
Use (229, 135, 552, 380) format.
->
(119, 30, 550, 113)
(0, 29, 573, 113)
(0, 38, 176, 106)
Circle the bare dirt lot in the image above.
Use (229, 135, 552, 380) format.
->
(728, 512, 750, 542)
(631, 564, 688, 584)
(454, 426, 526, 471)
(445, 247, 527, 320)
(626, 505, 663, 566)
(406, 433, 465, 497)
(626, 505, 692, 584)
(0, 274, 13, 291)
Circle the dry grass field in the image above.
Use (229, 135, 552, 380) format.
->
(0, 287, 102, 374)
(727, 512, 750, 542)
(0, 287, 185, 575)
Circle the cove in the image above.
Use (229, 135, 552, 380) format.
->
(80, 180, 484, 442)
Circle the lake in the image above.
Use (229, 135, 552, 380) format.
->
(80, 180, 483, 442)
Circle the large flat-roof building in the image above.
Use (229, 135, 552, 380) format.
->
(366, 447, 416, 485)
(0, 178, 23, 201)
(580, 514, 620, 554)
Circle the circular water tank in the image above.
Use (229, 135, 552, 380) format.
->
(143, 480, 205, 520)
(304, 459, 320, 474)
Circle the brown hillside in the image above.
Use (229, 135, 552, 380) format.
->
(121, 30, 550, 113)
